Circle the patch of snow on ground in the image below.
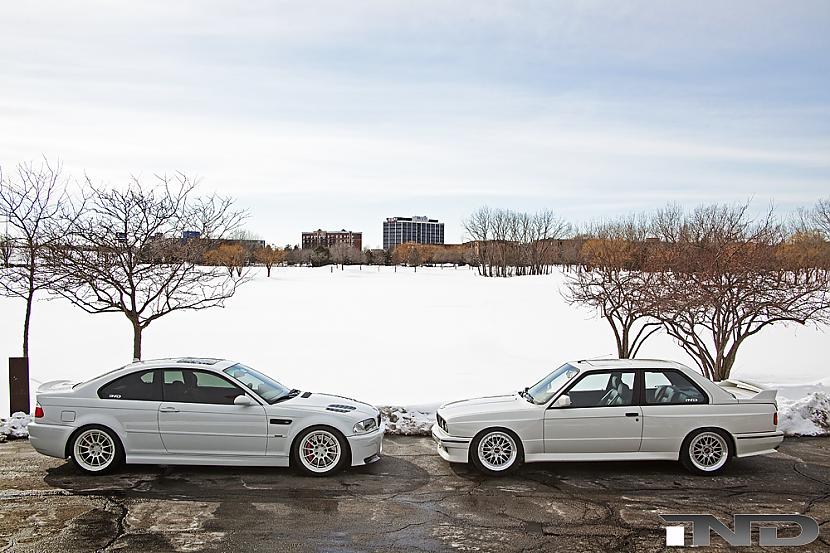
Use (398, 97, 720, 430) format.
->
(380, 404, 439, 436)
(0, 412, 32, 441)
(778, 392, 830, 436)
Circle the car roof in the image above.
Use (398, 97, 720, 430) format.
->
(569, 358, 690, 371)
(121, 357, 238, 371)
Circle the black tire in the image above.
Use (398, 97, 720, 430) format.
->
(291, 426, 350, 477)
(680, 428, 733, 476)
(68, 425, 124, 475)
(469, 428, 524, 476)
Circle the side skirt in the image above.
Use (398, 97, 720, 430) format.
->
(125, 454, 290, 467)
(525, 452, 679, 463)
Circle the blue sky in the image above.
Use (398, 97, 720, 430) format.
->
(1, 1, 828, 247)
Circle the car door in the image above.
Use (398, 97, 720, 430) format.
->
(96, 368, 164, 455)
(544, 370, 643, 454)
(639, 369, 710, 454)
(158, 368, 268, 456)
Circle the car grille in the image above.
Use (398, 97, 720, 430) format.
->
(436, 413, 448, 433)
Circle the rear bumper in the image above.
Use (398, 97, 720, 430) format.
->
(734, 430, 785, 458)
(347, 427, 384, 466)
(431, 424, 471, 464)
(28, 421, 74, 459)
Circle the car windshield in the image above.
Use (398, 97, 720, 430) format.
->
(223, 363, 291, 404)
(525, 364, 580, 405)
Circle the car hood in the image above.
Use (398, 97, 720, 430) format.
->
(269, 392, 378, 418)
(439, 393, 535, 418)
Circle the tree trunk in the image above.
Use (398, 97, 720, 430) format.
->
(22, 291, 33, 358)
(266, 266, 272, 277)
(132, 320, 143, 360)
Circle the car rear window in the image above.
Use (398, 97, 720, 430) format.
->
(98, 370, 161, 401)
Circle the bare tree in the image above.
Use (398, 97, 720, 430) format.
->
(464, 206, 570, 277)
(0, 160, 76, 357)
(564, 218, 661, 358)
(650, 204, 830, 380)
(329, 243, 355, 270)
(813, 198, 830, 238)
(253, 244, 284, 277)
(54, 174, 248, 360)
(0, 233, 12, 268)
(205, 243, 247, 277)
(407, 246, 421, 272)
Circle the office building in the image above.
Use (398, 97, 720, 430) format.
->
(383, 216, 444, 250)
(302, 229, 362, 251)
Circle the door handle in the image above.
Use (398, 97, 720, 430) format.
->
(625, 412, 639, 417)
(160, 406, 179, 413)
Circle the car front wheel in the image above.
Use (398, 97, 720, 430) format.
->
(680, 429, 732, 476)
(470, 428, 522, 476)
(70, 425, 123, 475)
(291, 426, 349, 477)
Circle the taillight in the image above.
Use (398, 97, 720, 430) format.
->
(773, 412, 778, 427)
(34, 404, 44, 418)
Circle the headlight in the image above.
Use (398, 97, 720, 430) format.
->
(353, 417, 378, 434)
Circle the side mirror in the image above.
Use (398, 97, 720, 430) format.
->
(552, 394, 571, 408)
(234, 394, 255, 406)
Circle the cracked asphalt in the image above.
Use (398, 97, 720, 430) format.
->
(0, 436, 828, 552)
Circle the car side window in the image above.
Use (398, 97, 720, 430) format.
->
(98, 370, 161, 401)
(162, 369, 245, 405)
(644, 370, 707, 405)
(565, 371, 636, 407)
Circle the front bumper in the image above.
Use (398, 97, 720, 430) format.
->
(28, 421, 74, 459)
(347, 426, 385, 466)
(431, 423, 471, 464)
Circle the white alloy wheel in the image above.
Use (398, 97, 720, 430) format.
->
(73, 428, 117, 472)
(688, 431, 729, 472)
(299, 429, 342, 474)
(477, 431, 518, 472)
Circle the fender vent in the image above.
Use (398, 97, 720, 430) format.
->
(301, 392, 312, 398)
(326, 404, 356, 413)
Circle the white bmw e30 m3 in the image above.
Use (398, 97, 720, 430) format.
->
(28, 358, 384, 476)
(432, 359, 784, 476)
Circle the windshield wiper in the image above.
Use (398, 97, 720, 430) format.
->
(272, 389, 301, 403)
(519, 387, 535, 403)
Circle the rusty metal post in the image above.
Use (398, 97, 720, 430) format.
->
(8, 357, 30, 415)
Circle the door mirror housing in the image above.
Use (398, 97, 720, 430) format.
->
(234, 394, 255, 407)
(552, 394, 571, 408)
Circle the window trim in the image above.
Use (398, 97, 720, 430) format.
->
(639, 368, 710, 405)
(548, 369, 642, 409)
(97, 369, 162, 402)
(160, 368, 262, 406)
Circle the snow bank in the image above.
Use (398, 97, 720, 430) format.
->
(778, 392, 830, 436)
(0, 412, 32, 441)
(379, 405, 438, 436)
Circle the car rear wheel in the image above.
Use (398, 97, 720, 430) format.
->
(470, 429, 522, 476)
(70, 426, 123, 475)
(291, 426, 349, 477)
(680, 429, 732, 475)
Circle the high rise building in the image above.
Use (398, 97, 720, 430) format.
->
(383, 216, 444, 250)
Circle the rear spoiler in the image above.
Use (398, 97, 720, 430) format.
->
(37, 380, 76, 393)
(716, 378, 778, 404)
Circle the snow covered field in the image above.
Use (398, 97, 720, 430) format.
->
(1, 266, 828, 435)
